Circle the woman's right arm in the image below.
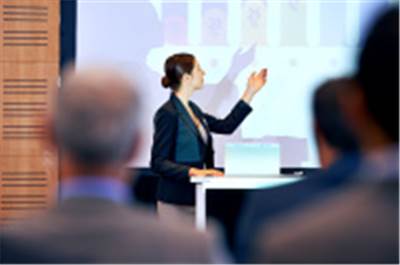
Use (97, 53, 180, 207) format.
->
(151, 109, 191, 180)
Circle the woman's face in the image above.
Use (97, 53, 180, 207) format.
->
(190, 60, 206, 90)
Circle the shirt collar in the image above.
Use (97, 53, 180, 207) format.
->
(357, 145, 399, 180)
(60, 176, 132, 204)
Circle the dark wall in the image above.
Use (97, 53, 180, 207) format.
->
(60, 0, 76, 70)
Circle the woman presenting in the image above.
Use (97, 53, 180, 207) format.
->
(151, 53, 267, 223)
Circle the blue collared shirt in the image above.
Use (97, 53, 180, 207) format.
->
(60, 176, 133, 204)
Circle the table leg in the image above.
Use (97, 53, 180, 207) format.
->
(195, 183, 206, 231)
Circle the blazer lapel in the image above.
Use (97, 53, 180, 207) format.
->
(190, 102, 211, 144)
(171, 94, 202, 140)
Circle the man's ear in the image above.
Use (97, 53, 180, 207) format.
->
(338, 83, 367, 139)
(314, 121, 336, 168)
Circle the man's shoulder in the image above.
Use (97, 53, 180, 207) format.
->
(127, 204, 213, 240)
(1, 202, 216, 263)
(3, 201, 208, 239)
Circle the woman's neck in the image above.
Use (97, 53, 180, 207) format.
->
(174, 86, 193, 107)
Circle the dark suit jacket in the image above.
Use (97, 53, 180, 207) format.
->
(151, 93, 252, 205)
(252, 179, 399, 263)
(235, 153, 361, 262)
(0, 197, 215, 263)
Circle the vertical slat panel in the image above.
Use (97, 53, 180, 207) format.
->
(2, 0, 59, 62)
(1, 63, 58, 156)
(0, 0, 59, 226)
(0, 155, 57, 226)
(0, 2, 3, 59)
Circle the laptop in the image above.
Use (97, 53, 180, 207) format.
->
(224, 143, 281, 177)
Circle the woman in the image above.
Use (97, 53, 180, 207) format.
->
(151, 53, 267, 223)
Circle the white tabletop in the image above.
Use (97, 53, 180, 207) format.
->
(190, 175, 303, 190)
(190, 174, 303, 230)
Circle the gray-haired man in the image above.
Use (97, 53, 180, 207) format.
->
(1, 67, 224, 263)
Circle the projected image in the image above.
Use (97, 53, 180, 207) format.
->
(77, 0, 391, 168)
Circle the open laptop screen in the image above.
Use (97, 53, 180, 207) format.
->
(224, 143, 280, 176)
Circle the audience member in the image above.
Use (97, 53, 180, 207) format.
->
(234, 77, 360, 262)
(313, 77, 359, 168)
(0, 67, 226, 263)
(249, 7, 399, 263)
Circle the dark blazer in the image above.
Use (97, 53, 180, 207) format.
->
(235, 152, 361, 262)
(0, 198, 215, 263)
(151, 93, 252, 205)
(252, 179, 399, 263)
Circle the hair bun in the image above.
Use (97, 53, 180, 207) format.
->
(161, 76, 171, 88)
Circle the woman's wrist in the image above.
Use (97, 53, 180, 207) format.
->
(241, 89, 255, 104)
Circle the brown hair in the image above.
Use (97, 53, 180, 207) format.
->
(161, 53, 195, 91)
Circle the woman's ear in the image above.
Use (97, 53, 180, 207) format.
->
(181, 72, 192, 85)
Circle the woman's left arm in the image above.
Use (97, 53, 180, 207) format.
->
(204, 68, 268, 134)
(204, 101, 252, 134)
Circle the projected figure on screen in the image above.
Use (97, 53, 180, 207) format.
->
(162, 2, 188, 45)
(193, 47, 254, 114)
(192, 46, 255, 165)
(281, 1, 307, 46)
(241, 0, 267, 46)
(202, 2, 228, 45)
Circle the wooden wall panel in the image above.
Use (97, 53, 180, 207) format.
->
(1, 62, 58, 156)
(2, 0, 59, 62)
(0, 63, 3, 165)
(0, 0, 59, 226)
(0, 2, 3, 60)
(0, 155, 58, 225)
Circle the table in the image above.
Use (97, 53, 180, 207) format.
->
(190, 175, 303, 230)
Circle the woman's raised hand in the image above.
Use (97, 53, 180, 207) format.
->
(242, 68, 268, 104)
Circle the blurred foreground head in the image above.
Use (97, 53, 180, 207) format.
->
(53, 67, 140, 168)
(355, 7, 399, 143)
(313, 77, 358, 167)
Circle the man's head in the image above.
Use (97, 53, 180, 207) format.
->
(53, 67, 141, 172)
(355, 7, 399, 143)
(313, 77, 358, 167)
(340, 7, 398, 153)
